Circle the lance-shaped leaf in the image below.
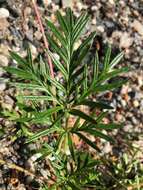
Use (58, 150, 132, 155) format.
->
(79, 79, 127, 101)
(98, 67, 129, 84)
(47, 75, 66, 93)
(72, 12, 89, 43)
(26, 126, 59, 143)
(93, 51, 99, 82)
(68, 132, 75, 160)
(46, 34, 67, 63)
(56, 10, 69, 36)
(5, 67, 35, 80)
(96, 111, 108, 123)
(71, 32, 96, 72)
(110, 51, 124, 69)
(48, 51, 68, 80)
(46, 18, 67, 48)
(103, 45, 111, 72)
(10, 51, 27, 66)
(32, 106, 63, 119)
(75, 132, 100, 151)
(69, 109, 97, 124)
(88, 123, 123, 130)
(76, 100, 113, 109)
(9, 83, 45, 91)
(80, 128, 115, 143)
(93, 79, 128, 92)
(18, 95, 54, 102)
(65, 8, 74, 33)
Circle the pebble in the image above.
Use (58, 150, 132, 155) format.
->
(133, 100, 139, 108)
(0, 8, 9, 18)
(124, 124, 133, 132)
(62, 0, 74, 8)
(120, 32, 133, 48)
(34, 30, 42, 41)
(103, 142, 112, 154)
(43, 0, 52, 6)
(0, 82, 6, 91)
(97, 25, 104, 33)
(132, 20, 143, 37)
(29, 44, 38, 59)
(0, 18, 9, 31)
(0, 54, 9, 67)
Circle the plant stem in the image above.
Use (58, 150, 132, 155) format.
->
(32, 0, 54, 78)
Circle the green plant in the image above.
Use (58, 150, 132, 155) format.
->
(4, 8, 129, 189)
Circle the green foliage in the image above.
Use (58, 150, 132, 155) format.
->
(3, 8, 132, 189)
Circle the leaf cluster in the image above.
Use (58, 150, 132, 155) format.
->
(4, 8, 129, 189)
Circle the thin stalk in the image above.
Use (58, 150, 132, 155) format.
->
(32, 0, 54, 78)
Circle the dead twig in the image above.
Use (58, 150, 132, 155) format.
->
(31, 0, 54, 78)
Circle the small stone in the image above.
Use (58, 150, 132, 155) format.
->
(34, 30, 42, 41)
(62, 0, 74, 8)
(24, 7, 31, 16)
(120, 85, 128, 94)
(43, 0, 52, 6)
(133, 100, 139, 107)
(97, 25, 104, 33)
(0, 54, 9, 67)
(132, 20, 143, 37)
(120, 32, 133, 48)
(0, 82, 6, 91)
(124, 124, 133, 132)
(120, 99, 127, 107)
(0, 8, 9, 18)
(29, 44, 38, 59)
(0, 18, 9, 31)
(109, 0, 115, 5)
(103, 142, 112, 154)
(92, 18, 96, 25)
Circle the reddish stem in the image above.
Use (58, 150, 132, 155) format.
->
(32, 0, 54, 78)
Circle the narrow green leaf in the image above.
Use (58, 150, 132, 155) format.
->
(46, 18, 67, 48)
(65, 8, 74, 33)
(72, 13, 89, 43)
(71, 32, 96, 72)
(103, 45, 111, 72)
(10, 51, 27, 66)
(18, 95, 53, 101)
(75, 132, 100, 151)
(33, 106, 63, 119)
(98, 67, 129, 83)
(56, 10, 69, 36)
(48, 51, 68, 80)
(46, 34, 67, 63)
(77, 32, 96, 53)
(110, 51, 124, 69)
(47, 75, 66, 93)
(26, 126, 59, 143)
(83, 64, 88, 90)
(9, 82, 44, 91)
(82, 128, 115, 143)
(76, 100, 113, 109)
(93, 51, 99, 82)
(90, 123, 122, 130)
(69, 109, 97, 124)
(5, 67, 35, 80)
(96, 111, 108, 123)
(68, 132, 75, 160)
(27, 46, 33, 66)
(93, 79, 128, 92)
